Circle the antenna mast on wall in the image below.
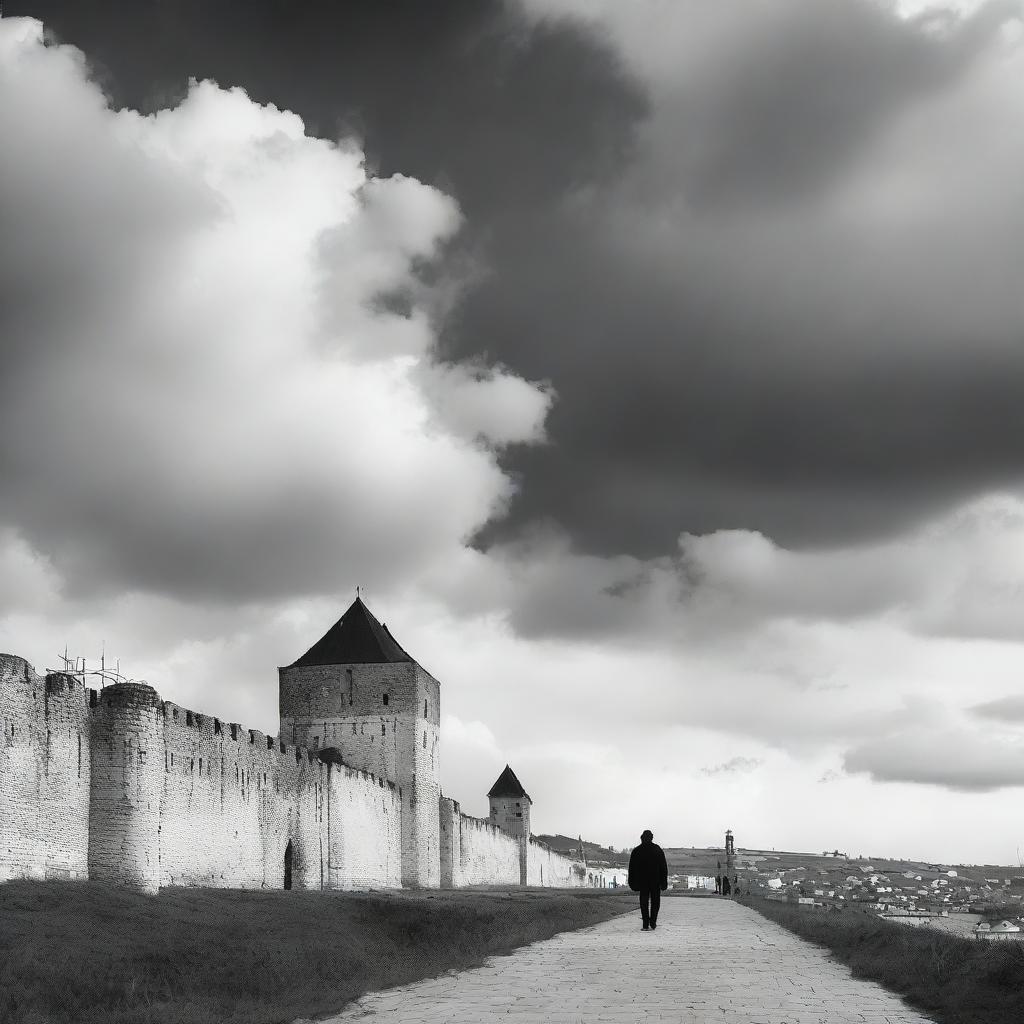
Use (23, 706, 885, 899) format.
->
(48, 648, 133, 689)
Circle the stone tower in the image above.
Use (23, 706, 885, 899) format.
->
(88, 681, 165, 893)
(278, 597, 441, 888)
(725, 828, 735, 886)
(488, 763, 531, 885)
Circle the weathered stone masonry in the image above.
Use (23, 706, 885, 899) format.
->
(1, 598, 602, 892)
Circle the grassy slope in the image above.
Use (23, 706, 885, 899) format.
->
(0, 882, 632, 1024)
(743, 896, 1024, 1024)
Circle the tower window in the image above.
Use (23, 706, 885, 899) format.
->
(424, 699, 427, 718)
(383, 693, 389, 706)
(382, 723, 386, 736)
(423, 731, 426, 748)
(347, 668, 354, 705)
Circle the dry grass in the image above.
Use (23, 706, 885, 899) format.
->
(743, 895, 1024, 1024)
(0, 881, 632, 1024)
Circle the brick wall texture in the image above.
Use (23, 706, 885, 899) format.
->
(2, 652, 603, 892)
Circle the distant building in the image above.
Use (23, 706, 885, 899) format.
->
(976, 921, 1024, 941)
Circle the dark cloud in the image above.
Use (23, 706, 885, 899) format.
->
(10, 1, 644, 212)
(8, 0, 1024, 593)
(473, 0, 1024, 557)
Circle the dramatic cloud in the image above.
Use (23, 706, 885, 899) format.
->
(7, 3, 1024, 863)
(492, 0, 1024, 557)
(0, 19, 549, 604)
(14, 0, 1024, 564)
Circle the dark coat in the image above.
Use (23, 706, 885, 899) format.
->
(628, 840, 668, 892)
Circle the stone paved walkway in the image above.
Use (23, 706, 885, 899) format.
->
(310, 898, 936, 1023)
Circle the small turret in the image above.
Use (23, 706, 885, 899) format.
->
(488, 764, 531, 884)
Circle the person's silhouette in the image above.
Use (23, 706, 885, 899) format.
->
(628, 829, 668, 930)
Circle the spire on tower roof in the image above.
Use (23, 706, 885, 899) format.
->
(487, 764, 531, 801)
(287, 596, 414, 668)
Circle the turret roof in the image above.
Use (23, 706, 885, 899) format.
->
(488, 764, 531, 801)
(287, 597, 414, 668)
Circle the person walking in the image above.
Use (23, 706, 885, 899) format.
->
(715, 868, 722, 894)
(628, 829, 668, 930)
(722, 873, 732, 896)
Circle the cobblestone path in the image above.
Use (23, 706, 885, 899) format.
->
(309, 897, 935, 1023)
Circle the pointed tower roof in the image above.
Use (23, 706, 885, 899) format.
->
(288, 597, 414, 668)
(488, 764, 531, 802)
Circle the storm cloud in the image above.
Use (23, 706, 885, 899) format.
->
(13, 0, 1024, 573)
(6, 3, 1024, 860)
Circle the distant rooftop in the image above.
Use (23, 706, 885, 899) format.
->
(488, 764, 531, 801)
(287, 597, 414, 668)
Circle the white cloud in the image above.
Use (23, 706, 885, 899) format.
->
(677, 493, 1024, 643)
(0, 19, 549, 605)
(441, 714, 501, 753)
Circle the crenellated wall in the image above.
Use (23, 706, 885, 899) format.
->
(1, 653, 597, 892)
(0, 656, 91, 883)
(438, 798, 521, 887)
(158, 704, 323, 890)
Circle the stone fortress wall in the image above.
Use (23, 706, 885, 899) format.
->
(1, 658, 91, 884)
(1, 600, 603, 893)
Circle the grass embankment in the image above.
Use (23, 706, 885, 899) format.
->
(742, 895, 1024, 1024)
(1, 881, 632, 1024)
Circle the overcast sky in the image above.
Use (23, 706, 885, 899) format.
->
(4, 0, 1024, 865)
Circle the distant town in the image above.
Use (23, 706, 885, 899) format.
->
(539, 835, 1024, 939)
